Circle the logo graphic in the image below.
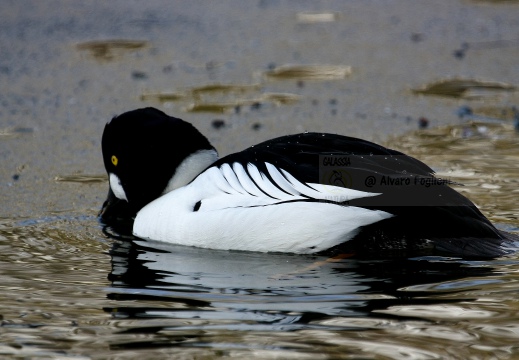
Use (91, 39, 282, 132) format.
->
(320, 168, 353, 188)
(364, 176, 376, 187)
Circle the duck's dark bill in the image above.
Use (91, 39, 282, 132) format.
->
(99, 187, 136, 230)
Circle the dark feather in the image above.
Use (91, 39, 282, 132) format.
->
(212, 132, 515, 258)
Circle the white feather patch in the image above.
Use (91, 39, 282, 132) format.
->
(109, 173, 128, 201)
(133, 161, 388, 254)
(162, 149, 218, 194)
(134, 190, 392, 253)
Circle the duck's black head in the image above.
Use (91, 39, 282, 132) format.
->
(99, 107, 217, 224)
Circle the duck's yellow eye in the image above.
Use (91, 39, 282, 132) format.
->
(111, 155, 118, 166)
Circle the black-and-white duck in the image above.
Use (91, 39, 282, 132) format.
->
(99, 107, 516, 257)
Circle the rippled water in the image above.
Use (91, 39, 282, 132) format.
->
(391, 109, 519, 226)
(1, 120, 519, 359)
(2, 0, 519, 358)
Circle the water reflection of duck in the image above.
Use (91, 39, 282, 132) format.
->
(99, 107, 517, 258)
(105, 239, 500, 328)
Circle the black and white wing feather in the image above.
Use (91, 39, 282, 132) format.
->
(133, 156, 392, 253)
(134, 132, 512, 256)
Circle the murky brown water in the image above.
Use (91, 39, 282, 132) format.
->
(1, 116, 518, 359)
(2, 1, 519, 358)
(390, 108, 519, 226)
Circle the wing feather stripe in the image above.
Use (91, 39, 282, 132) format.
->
(232, 163, 264, 197)
(276, 167, 380, 202)
(264, 163, 301, 196)
(279, 168, 326, 199)
(220, 163, 248, 195)
(206, 167, 240, 195)
(244, 163, 285, 200)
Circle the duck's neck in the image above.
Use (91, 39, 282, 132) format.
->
(162, 149, 218, 194)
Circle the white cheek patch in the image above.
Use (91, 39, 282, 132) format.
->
(109, 173, 128, 201)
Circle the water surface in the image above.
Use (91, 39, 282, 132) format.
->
(1, 119, 519, 359)
(1, 1, 519, 358)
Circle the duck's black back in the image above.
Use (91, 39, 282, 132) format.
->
(213, 132, 511, 257)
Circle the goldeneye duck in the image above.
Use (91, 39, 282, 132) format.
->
(100, 107, 516, 257)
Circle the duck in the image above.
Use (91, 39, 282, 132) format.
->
(99, 107, 516, 258)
